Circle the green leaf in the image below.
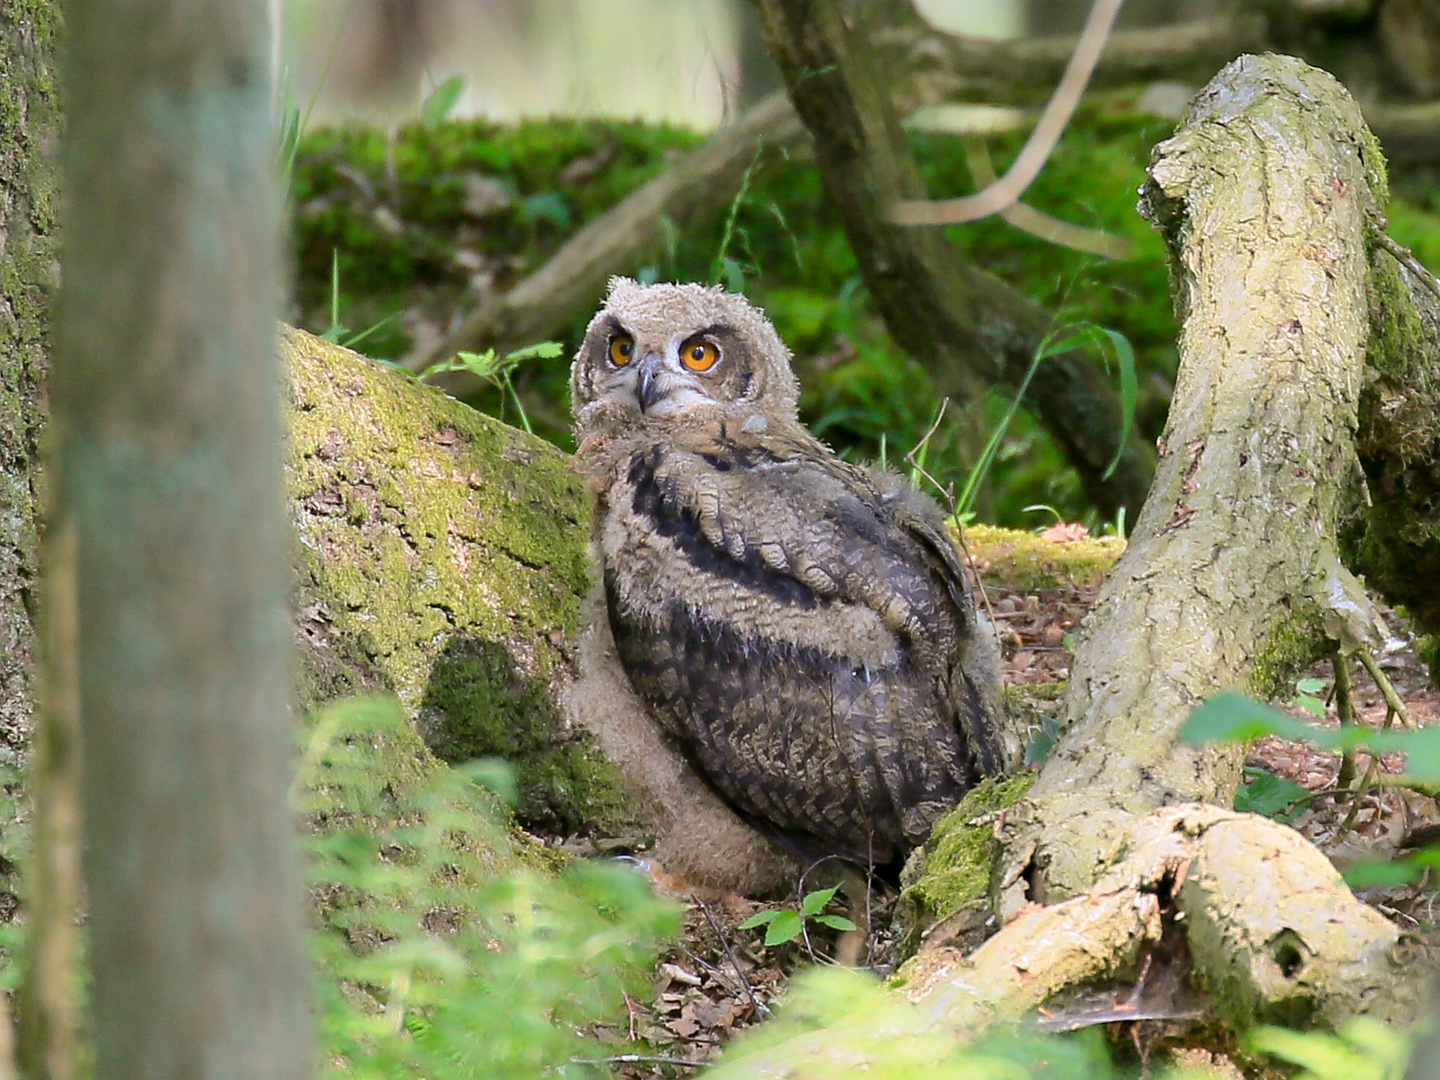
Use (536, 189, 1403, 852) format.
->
(1023, 714, 1063, 768)
(1096, 326, 1137, 482)
(1234, 768, 1308, 823)
(802, 886, 841, 917)
(1297, 694, 1326, 718)
(1021, 503, 1063, 525)
(814, 914, 858, 932)
(1343, 858, 1423, 890)
(1179, 691, 1315, 745)
(1246, 1025, 1390, 1080)
(763, 909, 803, 946)
(1295, 677, 1326, 695)
(519, 191, 571, 229)
(420, 75, 464, 129)
(505, 341, 565, 362)
(738, 909, 780, 930)
(1390, 725, 1440, 779)
(1035, 331, 1090, 359)
(718, 255, 746, 293)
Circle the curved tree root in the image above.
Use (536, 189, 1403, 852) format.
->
(909, 806, 1420, 1032)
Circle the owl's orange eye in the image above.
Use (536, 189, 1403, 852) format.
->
(608, 334, 635, 367)
(681, 339, 719, 372)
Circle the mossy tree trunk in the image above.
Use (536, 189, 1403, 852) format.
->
(1002, 52, 1431, 903)
(984, 54, 1430, 1026)
(0, 5, 66, 1078)
(0, 1, 58, 766)
(283, 327, 640, 837)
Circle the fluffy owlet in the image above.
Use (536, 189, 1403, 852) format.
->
(567, 278, 1004, 894)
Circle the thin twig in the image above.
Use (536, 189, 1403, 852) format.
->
(1376, 230, 1440, 301)
(1356, 649, 1417, 730)
(1334, 652, 1358, 800)
(571, 1053, 706, 1068)
(891, 0, 1126, 224)
(691, 894, 770, 1019)
(962, 136, 1135, 259)
(1373, 775, 1440, 800)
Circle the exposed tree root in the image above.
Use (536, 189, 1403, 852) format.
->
(910, 806, 1420, 1031)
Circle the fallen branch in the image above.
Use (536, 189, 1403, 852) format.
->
(404, 91, 803, 375)
(997, 52, 1397, 906)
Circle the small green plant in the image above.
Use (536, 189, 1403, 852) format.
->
(302, 697, 680, 1079)
(1294, 675, 1328, 718)
(951, 321, 1136, 522)
(1233, 765, 1308, 824)
(415, 342, 564, 435)
(1246, 1016, 1411, 1080)
(419, 76, 465, 130)
(739, 885, 858, 948)
(317, 248, 401, 350)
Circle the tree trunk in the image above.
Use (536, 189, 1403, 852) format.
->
(52, 1, 311, 1077)
(0, 6, 69, 1078)
(0, 0, 58, 767)
(1000, 52, 1410, 905)
(753, 0, 1156, 523)
(283, 327, 640, 836)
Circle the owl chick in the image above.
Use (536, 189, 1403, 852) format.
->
(567, 278, 1004, 894)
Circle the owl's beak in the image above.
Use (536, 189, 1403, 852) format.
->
(636, 354, 664, 413)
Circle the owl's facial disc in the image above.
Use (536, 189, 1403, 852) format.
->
(571, 280, 802, 435)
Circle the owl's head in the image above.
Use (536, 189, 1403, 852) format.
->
(571, 278, 801, 436)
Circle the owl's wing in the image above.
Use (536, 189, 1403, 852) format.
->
(883, 488, 1007, 778)
(631, 428, 953, 643)
(609, 425, 1001, 861)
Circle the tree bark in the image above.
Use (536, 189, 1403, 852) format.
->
(52, 1, 311, 1078)
(0, 6, 71, 1078)
(1346, 241, 1440, 637)
(0, 0, 58, 766)
(998, 52, 1408, 906)
(283, 327, 640, 835)
(753, 0, 1156, 522)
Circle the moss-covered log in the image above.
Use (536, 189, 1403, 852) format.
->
(0, 1, 59, 765)
(281, 326, 639, 834)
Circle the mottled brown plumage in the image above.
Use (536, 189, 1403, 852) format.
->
(567, 278, 1003, 891)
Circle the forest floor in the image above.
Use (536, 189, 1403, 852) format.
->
(548, 529, 1440, 1077)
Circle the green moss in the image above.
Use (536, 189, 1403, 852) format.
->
(283, 327, 638, 834)
(895, 774, 1036, 958)
(964, 524, 1124, 591)
(1344, 248, 1440, 636)
(1246, 601, 1329, 702)
(418, 637, 641, 834)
